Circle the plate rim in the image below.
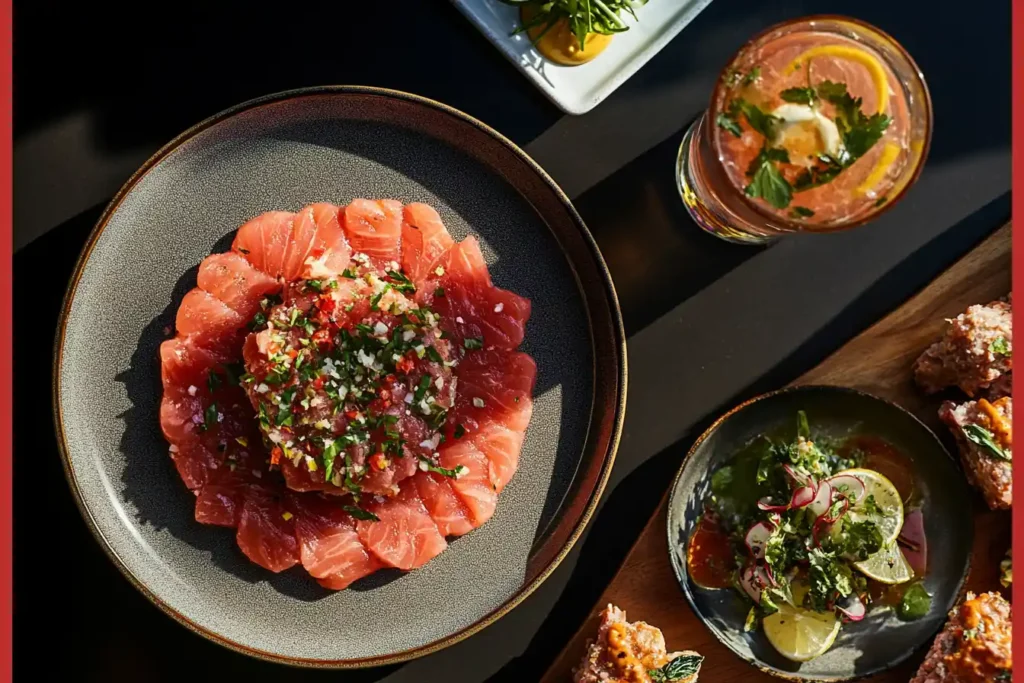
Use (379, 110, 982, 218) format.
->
(665, 384, 972, 682)
(448, 0, 717, 115)
(51, 85, 628, 668)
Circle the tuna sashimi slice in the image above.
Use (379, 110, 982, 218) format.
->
(292, 494, 383, 589)
(401, 203, 454, 286)
(472, 421, 526, 494)
(414, 471, 474, 537)
(159, 336, 234, 394)
(420, 237, 531, 351)
(282, 205, 320, 283)
(175, 289, 247, 346)
(357, 481, 447, 570)
(438, 441, 497, 527)
(231, 211, 295, 279)
(159, 384, 207, 445)
(195, 465, 261, 527)
(302, 203, 352, 278)
(169, 438, 220, 491)
(197, 251, 280, 319)
(236, 486, 300, 573)
(449, 349, 536, 437)
(343, 199, 403, 266)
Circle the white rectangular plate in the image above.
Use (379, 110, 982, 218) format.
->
(451, 0, 716, 115)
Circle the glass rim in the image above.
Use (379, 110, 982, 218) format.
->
(704, 14, 935, 234)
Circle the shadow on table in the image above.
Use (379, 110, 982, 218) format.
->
(574, 123, 765, 335)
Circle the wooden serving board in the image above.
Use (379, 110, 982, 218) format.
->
(542, 223, 1012, 683)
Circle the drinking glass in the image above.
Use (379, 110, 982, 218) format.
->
(677, 16, 932, 244)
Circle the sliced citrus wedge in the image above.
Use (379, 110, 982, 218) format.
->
(834, 468, 904, 545)
(762, 582, 841, 662)
(854, 542, 914, 584)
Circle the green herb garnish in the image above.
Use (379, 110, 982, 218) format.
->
(780, 86, 818, 105)
(991, 336, 1011, 356)
(463, 337, 484, 350)
(745, 146, 792, 209)
(343, 505, 380, 522)
(502, 0, 643, 51)
(963, 424, 1011, 462)
(648, 653, 704, 682)
(200, 403, 218, 432)
(896, 582, 931, 621)
(418, 456, 463, 479)
(716, 112, 743, 138)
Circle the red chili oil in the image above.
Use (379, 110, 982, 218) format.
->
(686, 515, 736, 589)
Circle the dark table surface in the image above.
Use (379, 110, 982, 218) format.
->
(14, 1, 1010, 681)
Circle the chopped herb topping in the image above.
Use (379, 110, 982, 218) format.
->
(343, 505, 380, 522)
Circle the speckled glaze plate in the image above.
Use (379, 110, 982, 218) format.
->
(667, 386, 972, 681)
(53, 86, 625, 667)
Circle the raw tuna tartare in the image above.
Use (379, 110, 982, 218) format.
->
(159, 200, 536, 588)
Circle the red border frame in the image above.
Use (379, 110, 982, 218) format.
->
(1, 0, 11, 679)
(1014, 0, 1022, 679)
(0, 3, 1017, 681)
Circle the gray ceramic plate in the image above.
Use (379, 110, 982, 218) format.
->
(53, 86, 626, 667)
(667, 386, 972, 681)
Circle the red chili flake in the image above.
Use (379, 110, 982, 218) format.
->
(270, 446, 283, 466)
(346, 410, 361, 420)
(378, 388, 391, 401)
(396, 357, 415, 374)
(312, 377, 325, 390)
(312, 329, 332, 346)
(318, 295, 336, 313)
(369, 453, 390, 471)
(286, 349, 298, 360)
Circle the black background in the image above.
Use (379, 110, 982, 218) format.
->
(14, 1, 1010, 681)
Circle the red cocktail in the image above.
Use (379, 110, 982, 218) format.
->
(677, 16, 932, 243)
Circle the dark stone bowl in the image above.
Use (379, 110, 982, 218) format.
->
(53, 87, 625, 668)
(667, 385, 972, 681)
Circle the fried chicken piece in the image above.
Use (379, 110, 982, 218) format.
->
(939, 397, 1012, 510)
(914, 297, 1012, 397)
(910, 592, 1011, 682)
(573, 605, 702, 683)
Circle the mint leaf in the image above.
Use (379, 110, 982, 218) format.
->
(648, 654, 704, 681)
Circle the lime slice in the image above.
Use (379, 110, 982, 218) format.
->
(835, 468, 904, 545)
(762, 582, 841, 662)
(853, 542, 913, 584)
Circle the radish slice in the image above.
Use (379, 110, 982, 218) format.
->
(807, 480, 833, 517)
(836, 594, 866, 621)
(755, 563, 778, 588)
(757, 497, 791, 513)
(782, 464, 813, 489)
(827, 474, 866, 503)
(899, 508, 927, 575)
(739, 565, 762, 603)
(745, 522, 774, 559)
(791, 485, 816, 509)
(822, 497, 850, 524)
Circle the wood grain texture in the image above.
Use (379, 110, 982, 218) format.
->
(543, 224, 1012, 683)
